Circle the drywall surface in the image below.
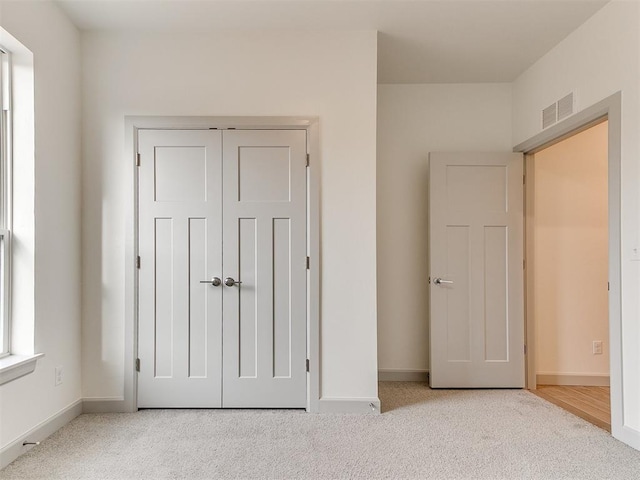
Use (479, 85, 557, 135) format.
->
(377, 83, 512, 372)
(81, 31, 378, 401)
(513, 0, 640, 443)
(0, 1, 82, 449)
(533, 122, 609, 379)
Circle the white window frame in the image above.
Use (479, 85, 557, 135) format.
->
(0, 46, 12, 358)
(0, 31, 43, 385)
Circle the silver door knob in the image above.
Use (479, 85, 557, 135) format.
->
(434, 278, 454, 285)
(224, 277, 242, 287)
(199, 277, 221, 287)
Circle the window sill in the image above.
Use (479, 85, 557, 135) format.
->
(0, 353, 44, 386)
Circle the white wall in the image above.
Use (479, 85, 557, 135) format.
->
(81, 31, 378, 402)
(377, 83, 512, 372)
(0, 1, 82, 450)
(512, 0, 640, 445)
(533, 121, 609, 380)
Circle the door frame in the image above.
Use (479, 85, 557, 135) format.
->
(123, 116, 320, 413)
(514, 92, 622, 436)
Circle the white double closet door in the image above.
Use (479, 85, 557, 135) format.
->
(137, 129, 307, 408)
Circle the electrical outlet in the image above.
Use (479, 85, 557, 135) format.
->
(55, 366, 63, 386)
(593, 341, 603, 355)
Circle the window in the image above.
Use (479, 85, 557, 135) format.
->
(0, 32, 42, 383)
(0, 47, 11, 358)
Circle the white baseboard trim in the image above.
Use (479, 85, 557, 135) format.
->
(615, 425, 640, 451)
(82, 397, 127, 414)
(378, 369, 429, 382)
(0, 397, 131, 469)
(1, 394, 385, 469)
(318, 397, 381, 414)
(0, 399, 83, 470)
(537, 373, 610, 386)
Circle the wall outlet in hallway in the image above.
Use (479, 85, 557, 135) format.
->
(55, 366, 63, 386)
(592, 341, 603, 355)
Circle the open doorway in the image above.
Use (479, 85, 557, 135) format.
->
(525, 120, 610, 431)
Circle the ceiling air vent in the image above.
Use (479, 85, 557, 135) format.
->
(557, 92, 574, 121)
(542, 103, 557, 129)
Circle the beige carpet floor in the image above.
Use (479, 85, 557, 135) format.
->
(2, 382, 640, 479)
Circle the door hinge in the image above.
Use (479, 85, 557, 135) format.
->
(306, 359, 310, 372)
(524, 345, 527, 355)
(608, 282, 610, 291)
(523, 259, 526, 269)
(306, 256, 310, 269)
(523, 174, 525, 185)
(135, 358, 140, 372)
(136, 153, 140, 167)
(136, 256, 141, 269)
(306, 153, 310, 167)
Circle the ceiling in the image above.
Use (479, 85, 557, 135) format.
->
(55, 0, 608, 84)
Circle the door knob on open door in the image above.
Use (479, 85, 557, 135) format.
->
(434, 278, 453, 286)
(199, 277, 222, 287)
(224, 277, 242, 287)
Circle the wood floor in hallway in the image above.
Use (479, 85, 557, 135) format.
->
(532, 385, 611, 432)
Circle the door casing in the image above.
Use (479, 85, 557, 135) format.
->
(514, 92, 623, 441)
(124, 116, 320, 413)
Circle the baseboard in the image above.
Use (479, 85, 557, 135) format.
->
(0, 399, 83, 470)
(378, 369, 429, 382)
(615, 425, 640, 451)
(318, 397, 381, 414)
(83, 396, 383, 415)
(537, 373, 610, 386)
(82, 397, 127, 414)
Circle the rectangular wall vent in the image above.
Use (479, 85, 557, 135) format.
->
(557, 92, 574, 121)
(541, 92, 576, 130)
(542, 103, 557, 129)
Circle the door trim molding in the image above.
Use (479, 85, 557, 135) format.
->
(124, 116, 320, 413)
(514, 92, 623, 442)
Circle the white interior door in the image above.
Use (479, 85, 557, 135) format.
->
(222, 130, 307, 408)
(138, 129, 223, 407)
(429, 152, 524, 388)
(137, 128, 307, 408)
